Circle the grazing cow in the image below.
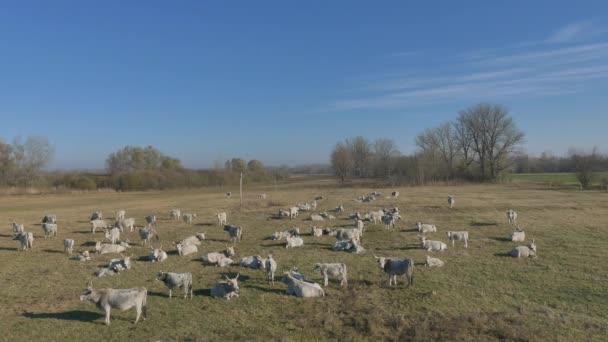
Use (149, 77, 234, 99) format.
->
(313, 263, 347, 287)
(266, 254, 277, 284)
(104, 227, 120, 245)
(79, 281, 147, 325)
(77, 250, 91, 261)
(145, 215, 157, 226)
(116, 218, 136, 233)
(90, 219, 109, 233)
(139, 227, 158, 246)
(223, 225, 243, 242)
(201, 246, 236, 266)
(383, 215, 396, 230)
(240, 255, 265, 269)
(175, 243, 198, 256)
(211, 273, 240, 300)
(91, 211, 103, 221)
(416, 222, 437, 233)
(42, 223, 58, 239)
(509, 228, 525, 242)
(149, 246, 168, 262)
(282, 273, 325, 298)
(179, 233, 206, 245)
(116, 210, 126, 221)
(42, 214, 57, 224)
(217, 212, 227, 226)
(509, 239, 537, 258)
(285, 236, 304, 248)
(446, 231, 469, 248)
(507, 209, 518, 225)
(156, 272, 193, 299)
(64, 239, 75, 254)
(170, 209, 181, 221)
(391, 191, 399, 198)
(425, 255, 445, 267)
(448, 195, 455, 209)
(289, 207, 299, 219)
(14, 231, 34, 251)
(12, 222, 24, 237)
(419, 236, 448, 251)
(182, 213, 197, 224)
(375, 256, 414, 287)
(95, 241, 127, 255)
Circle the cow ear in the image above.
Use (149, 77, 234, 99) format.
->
(224, 274, 230, 281)
(235, 273, 240, 280)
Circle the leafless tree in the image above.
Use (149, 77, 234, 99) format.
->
(415, 122, 459, 178)
(570, 147, 598, 189)
(331, 142, 353, 182)
(346, 136, 371, 177)
(373, 138, 400, 177)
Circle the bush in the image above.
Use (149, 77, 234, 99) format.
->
(74, 177, 97, 190)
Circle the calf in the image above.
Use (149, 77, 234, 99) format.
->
(12, 222, 24, 237)
(313, 263, 347, 287)
(104, 227, 120, 245)
(77, 250, 91, 261)
(201, 246, 236, 266)
(375, 256, 414, 287)
(217, 212, 227, 225)
(64, 239, 75, 254)
(115, 210, 126, 221)
(282, 273, 325, 298)
(79, 281, 147, 325)
(416, 222, 437, 233)
(425, 255, 445, 267)
(14, 231, 34, 251)
(446, 231, 469, 248)
(156, 272, 193, 299)
(507, 209, 518, 225)
(149, 246, 168, 262)
(91, 219, 109, 234)
(182, 213, 197, 224)
(170, 208, 181, 221)
(419, 236, 448, 251)
(210, 274, 240, 300)
(448, 195, 455, 209)
(42, 223, 58, 238)
(266, 254, 277, 284)
(509, 228, 525, 242)
(223, 225, 243, 243)
(289, 207, 299, 219)
(139, 227, 158, 246)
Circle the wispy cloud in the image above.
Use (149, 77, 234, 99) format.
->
(331, 21, 608, 111)
(547, 21, 597, 43)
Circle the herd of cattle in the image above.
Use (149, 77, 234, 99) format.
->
(8, 192, 537, 325)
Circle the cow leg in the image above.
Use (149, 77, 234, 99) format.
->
(464, 239, 468, 248)
(105, 308, 111, 325)
(169, 289, 172, 299)
(324, 275, 328, 287)
(134, 307, 141, 324)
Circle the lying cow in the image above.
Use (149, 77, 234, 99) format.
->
(240, 255, 265, 269)
(282, 273, 325, 298)
(201, 246, 236, 266)
(210, 273, 240, 300)
(175, 243, 198, 256)
(149, 246, 168, 262)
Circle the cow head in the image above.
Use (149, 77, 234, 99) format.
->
(80, 280, 94, 301)
(374, 256, 387, 269)
(224, 273, 240, 292)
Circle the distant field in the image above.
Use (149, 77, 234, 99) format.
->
(1, 181, 607, 341)
(510, 172, 608, 186)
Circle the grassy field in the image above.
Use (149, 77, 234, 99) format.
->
(509, 172, 608, 186)
(1, 180, 607, 341)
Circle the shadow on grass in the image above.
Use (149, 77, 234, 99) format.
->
(193, 289, 212, 297)
(166, 250, 179, 256)
(262, 243, 286, 248)
(42, 249, 64, 254)
(245, 284, 284, 295)
(0, 233, 14, 238)
(22, 310, 103, 322)
(493, 237, 511, 242)
(74, 230, 93, 234)
(401, 228, 419, 233)
(494, 252, 511, 257)
(470, 222, 498, 227)
(137, 256, 152, 262)
(81, 241, 97, 247)
(0, 247, 18, 251)
(195, 223, 214, 227)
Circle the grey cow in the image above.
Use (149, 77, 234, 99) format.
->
(79, 281, 147, 325)
(42, 223, 58, 238)
(509, 239, 537, 258)
(145, 215, 157, 226)
(240, 255, 265, 269)
(42, 214, 57, 224)
(210, 273, 240, 300)
(446, 231, 469, 248)
(375, 256, 414, 287)
(64, 239, 75, 254)
(265, 254, 277, 284)
(14, 231, 34, 251)
(201, 246, 236, 266)
(91, 219, 109, 233)
(313, 263, 348, 287)
(156, 272, 193, 299)
(179, 233, 206, 246)
(139, 227, 158, 246)
(223, 225, 243, 242)
(282, 273, 325, 298)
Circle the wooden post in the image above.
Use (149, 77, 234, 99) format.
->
(239, 172, 243, 211)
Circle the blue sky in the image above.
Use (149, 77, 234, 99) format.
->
(1, 1, 607, 170)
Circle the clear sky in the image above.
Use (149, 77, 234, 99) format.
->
(1, 1, 607, 170)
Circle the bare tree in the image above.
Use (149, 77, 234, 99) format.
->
(453, 120, 474, 173)
(346, 136, 371, 177)
(415, 123, 459, 178)
(331, 142, 353, 182)
(373, 138, 400, 177)
(570, 147, 598, 189)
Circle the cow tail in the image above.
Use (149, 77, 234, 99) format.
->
(142, 288, 148, 318)
(409, 258, 414, 287)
